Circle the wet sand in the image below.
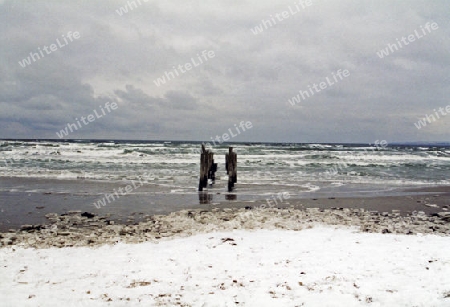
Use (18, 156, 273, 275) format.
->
(204, 185, 450, 216)
(0, 176, 449, 232)
(0, 184, 449, 249)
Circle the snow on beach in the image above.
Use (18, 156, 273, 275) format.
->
(1, 226, 450, 307)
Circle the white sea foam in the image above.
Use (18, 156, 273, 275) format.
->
(1, 140, 449, 192)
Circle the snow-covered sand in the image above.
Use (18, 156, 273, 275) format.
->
(1, 226, 449, 306)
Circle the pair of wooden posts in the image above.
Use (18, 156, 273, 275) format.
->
(198, 145, 237, 192)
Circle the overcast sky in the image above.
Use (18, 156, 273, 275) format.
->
(0, 0, 449, 143)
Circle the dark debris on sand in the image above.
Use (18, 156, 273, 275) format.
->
(1, 207, 449, 249)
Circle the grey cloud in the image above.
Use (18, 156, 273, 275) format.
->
(0, 0, 449, 142)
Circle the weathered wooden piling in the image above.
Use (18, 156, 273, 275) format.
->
(225, 147, 237, 192)
(198, 144, 217, 191)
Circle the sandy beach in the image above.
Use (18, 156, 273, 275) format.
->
(1, 228, 449, 307)
(1, 175, 449, 232)
(1, 147, 450, 307)
(1, 206, 450, 306)
(1, 180, 450, 306)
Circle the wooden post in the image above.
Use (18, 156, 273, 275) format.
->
(198, 144, 217, 191)
(198, 144, 208, 191)
(225, 147, 237, 192)
(209, 158, 217, 184)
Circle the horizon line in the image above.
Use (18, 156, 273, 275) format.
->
(0, 138, 449, 146)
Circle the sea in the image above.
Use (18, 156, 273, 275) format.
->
(1, 139, 449, 229)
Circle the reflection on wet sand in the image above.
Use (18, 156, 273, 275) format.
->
(198, 192, 213, 204)
(225, 194, 237, 201)
(198, 192, 237, 204)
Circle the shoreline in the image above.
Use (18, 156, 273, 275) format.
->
(1, 177, 449, 244)
(1, 205, 449, 249)
(1, 176, 449, 232)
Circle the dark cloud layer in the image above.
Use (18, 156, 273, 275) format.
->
(0, 0, 449, 142)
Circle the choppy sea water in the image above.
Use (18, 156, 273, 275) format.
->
(1, 140, 449, 188)
(0, 139, 449, 229)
